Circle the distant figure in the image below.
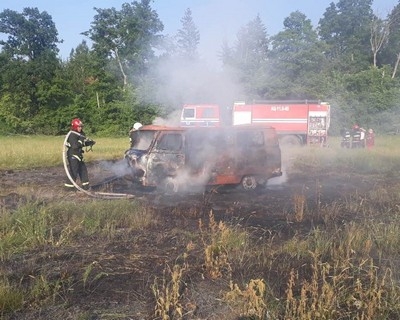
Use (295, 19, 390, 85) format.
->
(366, 128, 375, 149)
(129, 122, 143, 148)
(340, 128, 351, 148)
(351, 124, 362, 148)
(360, 127, 366, 148)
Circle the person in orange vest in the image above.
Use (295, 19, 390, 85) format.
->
(366, 128, 375, 149)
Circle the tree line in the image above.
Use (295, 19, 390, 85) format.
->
(0, 0, 400, 136)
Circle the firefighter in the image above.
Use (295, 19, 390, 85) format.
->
(351, 124, 362, 148)
(129, 122, 143, 148)
(360, 127, 366, 148)
(64, 118, 96, 191)
(340, 128, 351, 148)
(366, 128, 375, 149)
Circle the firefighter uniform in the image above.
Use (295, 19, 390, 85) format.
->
(64, 118, 95, 190)
(129, 122, 143, 148)
(351, 125, 363, 148)
(340, 129, 351, 148)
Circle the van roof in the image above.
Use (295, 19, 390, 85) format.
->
(140, 124, 186, 131)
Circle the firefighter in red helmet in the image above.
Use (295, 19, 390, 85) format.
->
(351, 124, 363, 148)
(64, 118, 96, 191)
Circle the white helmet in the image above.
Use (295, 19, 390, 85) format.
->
(133, 122, 143, 130)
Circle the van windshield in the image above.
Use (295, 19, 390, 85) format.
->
(131, 131, 156, 151)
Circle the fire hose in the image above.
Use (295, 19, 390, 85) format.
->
(63, 131, 135, 199)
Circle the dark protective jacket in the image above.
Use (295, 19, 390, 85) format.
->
(66, 130, 93, 159)
(352, 129, 361, 142)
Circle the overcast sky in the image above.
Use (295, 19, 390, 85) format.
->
(1, 0, 398, 66)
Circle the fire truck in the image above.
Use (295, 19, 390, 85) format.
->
(180, 104, 221, 127)
(232, 100, 330, 146)
(181, 101, 330, 146)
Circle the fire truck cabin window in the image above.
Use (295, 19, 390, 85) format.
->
(183, 108, 195, 119)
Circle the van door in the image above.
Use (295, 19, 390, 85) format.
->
(147, 132, 185, 185)
(234, 129, 269, 175)
(235, 127, 282, 189)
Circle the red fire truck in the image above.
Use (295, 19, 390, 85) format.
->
(180, 100, 330, 146)
(180, 104, 221, 127)
(232, 100, 330, 146)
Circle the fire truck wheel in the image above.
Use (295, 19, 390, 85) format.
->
(241, 175, 257, 190)
(280, 135, 301, 146)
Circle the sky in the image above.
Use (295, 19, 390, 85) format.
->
(0, 0, 398, 67)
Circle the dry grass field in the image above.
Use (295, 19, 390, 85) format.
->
(1, 135, 400, 319)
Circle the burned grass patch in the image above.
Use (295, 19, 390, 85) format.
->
(2, 145, 400, 318)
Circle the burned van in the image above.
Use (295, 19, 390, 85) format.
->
(124, 125, 186, 190)
(124, 124, 282, 192)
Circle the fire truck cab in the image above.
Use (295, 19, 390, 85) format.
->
(180, 104, 221, 127)
(124, 124, 282, 192)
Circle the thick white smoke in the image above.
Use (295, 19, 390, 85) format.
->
(151, 57, 244, 124)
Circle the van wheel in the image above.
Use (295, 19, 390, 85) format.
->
(241, 175, 257, 190)
(162, 177, 179, 194)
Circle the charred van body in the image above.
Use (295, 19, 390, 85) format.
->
(124, 124, 282, 192)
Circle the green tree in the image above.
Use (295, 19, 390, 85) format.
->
(83, 0, 163, 89)
(331, 66, 400, 132)
(176, 8, 200, 61)
(65, 41, 97, 96)
(0, 7, 62, 133)
(221, 15, 269, 99)
(370, 15, 390, 68)
(381, 3, 400, 78)
(318, 0, 374, 72)
(0, 7, 61, 60)
(269, 11, 327, 99)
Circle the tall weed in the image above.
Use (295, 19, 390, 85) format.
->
(0, 279, 24, 313)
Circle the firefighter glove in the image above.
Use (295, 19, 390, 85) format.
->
(85, 139, 96, 147)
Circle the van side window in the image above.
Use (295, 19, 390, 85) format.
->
(132, 131, 155, 150)
(237, 131, 264, 147)
(251, 131, 264, 146)
(157, 133, 183, 151)
(264, 130, 278, 146)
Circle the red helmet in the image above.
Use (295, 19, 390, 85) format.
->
(71, 118, 83, 131)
